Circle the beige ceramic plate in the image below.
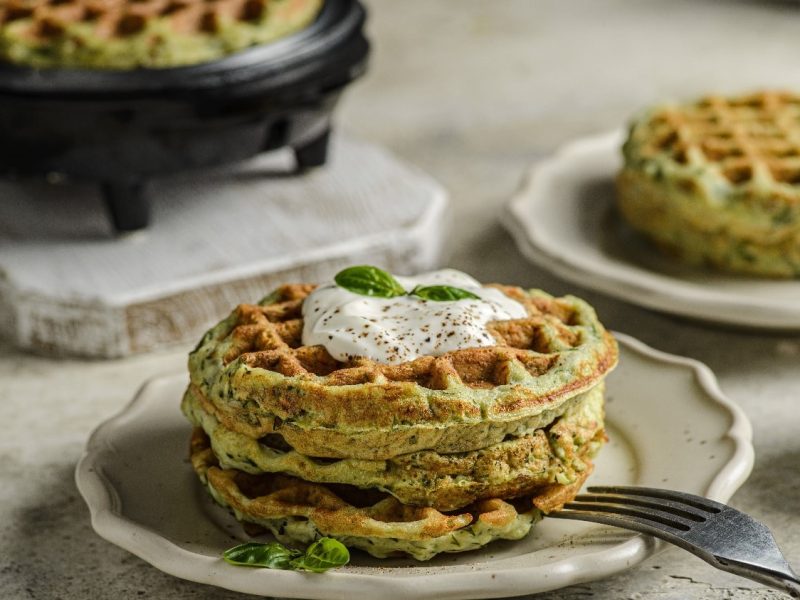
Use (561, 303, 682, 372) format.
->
(504, 131, 800, 330)
(76, 333, 753, 599)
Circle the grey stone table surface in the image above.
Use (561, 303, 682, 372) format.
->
(1, 1, 799, 598)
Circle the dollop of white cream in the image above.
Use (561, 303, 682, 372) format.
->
(301, 269, 527, 364)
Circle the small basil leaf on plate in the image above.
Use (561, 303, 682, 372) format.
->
(222, 542, 302, 569)
(411, 285, 480, 301)
(289, 538, 350, 573)
(334, 265, 407, 298)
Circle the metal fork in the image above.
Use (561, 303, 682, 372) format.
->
(548, 485, 800, 598)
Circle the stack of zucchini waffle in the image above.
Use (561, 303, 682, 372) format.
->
(0, 0, 323, 68)
(618, 90, 800, 277)
(183, 283, 618, 560)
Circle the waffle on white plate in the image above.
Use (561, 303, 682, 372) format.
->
(618, 90, 800, 278)
(183, 269, 617, 560)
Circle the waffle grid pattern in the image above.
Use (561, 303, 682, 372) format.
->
(641, 91, 800, 188)
(189, 282, 617, 457)
(0, 0, 322, 68)
(618, 90, 800, 277)
(185, 280, 615, 558)
(191, 428, 591, 559)
(0, 0, 275, 39)
(221, 283, 583, 391)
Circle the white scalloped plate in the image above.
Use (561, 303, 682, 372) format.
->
(76, 334, 753, 599)
(504, 131, 800, 330)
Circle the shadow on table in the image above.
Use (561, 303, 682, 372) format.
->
(743, 448, 800, 519)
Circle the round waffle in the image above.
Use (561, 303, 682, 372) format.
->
(0, 0, 323, 68)
(188, 283, 617, 460)
(190, 428, 592, 561)
(182, 382, 605, 510)
(618, 90, 800, 277)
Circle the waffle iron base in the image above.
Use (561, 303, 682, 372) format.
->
(0, 0, 368, 232)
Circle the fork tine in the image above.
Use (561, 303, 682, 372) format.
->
(548, 507, 687, 546)
(571, 493, 708, 523)
(558, 500, 697, 532)
(586, 486, 724, 514)
(552, 487, 800, 598)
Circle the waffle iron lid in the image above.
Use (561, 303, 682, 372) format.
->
(0, 0, 366, 96)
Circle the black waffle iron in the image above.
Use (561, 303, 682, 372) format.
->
(0, 0, 368, 232)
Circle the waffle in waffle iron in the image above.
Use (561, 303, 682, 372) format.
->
(0, 0, 323, 68)
(184, 271, 617, 560)
(618, 90, 800, 277)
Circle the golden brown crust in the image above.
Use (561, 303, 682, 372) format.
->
(0, 0, 323, 68)
(193, 428, 478, 540)
(184, 382, 605, 510)
(627, 91, 800, 196)
(190, 428, 589, 542)
(188, 283, 618, 459)
(533, 463, 594, 514)
(0, 0, 316, 38)
(619, 90, 800, 277)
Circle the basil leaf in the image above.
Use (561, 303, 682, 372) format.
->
(222, 538, 349, 573)
(334, 266, 406, 298)
(411, 285, 480, 302)
(222, 542, 302, 569)
(289, 538, 350, 573)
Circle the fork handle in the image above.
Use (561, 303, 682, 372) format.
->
(548, 510, 800, 598)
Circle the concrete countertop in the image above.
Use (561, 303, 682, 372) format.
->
(1, 1, 799, 598)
